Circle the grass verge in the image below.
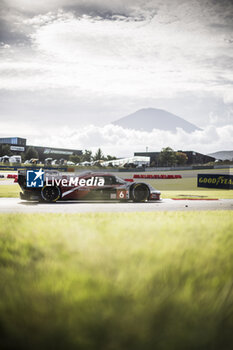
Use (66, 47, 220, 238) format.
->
(0, 211, 233, 350)
(0, 184, 20, 198)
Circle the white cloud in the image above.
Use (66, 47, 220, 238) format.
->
(50, 124, 233, 155)
(1, 121, 232, 156)
(223, 89, 233, 104)
(0, 0, 232, 132)
(1, 12, 232, 102)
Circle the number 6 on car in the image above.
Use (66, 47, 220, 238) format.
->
(117, 189, 127, 200)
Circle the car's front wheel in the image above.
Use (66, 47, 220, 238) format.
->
(130, 183, 149, 202)
(41, 186, 61, 202)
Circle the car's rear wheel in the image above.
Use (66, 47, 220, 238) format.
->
(41, 186, 61, 202)
(130, 183, 149, 202)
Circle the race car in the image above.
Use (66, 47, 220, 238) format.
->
(18, 170, 161, 203)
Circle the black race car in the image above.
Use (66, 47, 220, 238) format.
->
(18, 170, 161, 202)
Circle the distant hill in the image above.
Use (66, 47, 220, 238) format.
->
(208, 150, 233, 161)
(113, 108, 201, 133)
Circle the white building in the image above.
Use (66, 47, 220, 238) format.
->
(101, 156, 150, 167)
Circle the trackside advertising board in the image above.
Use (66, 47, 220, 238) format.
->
(197, 174, 233, 189)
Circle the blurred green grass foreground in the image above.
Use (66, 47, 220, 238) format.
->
(0, 211, 233, 350)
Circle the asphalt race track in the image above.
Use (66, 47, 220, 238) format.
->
(0, 198, 232, 213)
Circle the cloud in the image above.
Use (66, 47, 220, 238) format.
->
(40, 124, 233, 155)
(0, 8, 32, 46)
(0, 18, 29, 45)
(2, 0, 149, 17)
(1, 11, 232, 100)
(0, 0, 232, 133)
(1, 121, 232, 156)
(0, 0, 149, 47)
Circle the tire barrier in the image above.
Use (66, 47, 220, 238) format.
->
(133, 174, 182, 179)
(0, 174, 5, 178)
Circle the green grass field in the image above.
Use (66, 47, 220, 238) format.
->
(0, 211, 233, 350)
(0, 184, 20, 197)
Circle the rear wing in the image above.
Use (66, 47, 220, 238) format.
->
(18, 169, 26, 176)
(18, 169, 60, 176)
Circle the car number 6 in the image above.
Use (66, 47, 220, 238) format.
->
(119, 191, 125, 198)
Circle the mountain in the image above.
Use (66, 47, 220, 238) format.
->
(208, 150, 233, 161)
(112, 108, 201, 133)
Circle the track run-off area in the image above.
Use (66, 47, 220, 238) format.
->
(0, 198, 233, 213)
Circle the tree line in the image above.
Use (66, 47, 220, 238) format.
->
(0, 145, 116, 164)
(69, 149, 116, 164)
(0, 144, 202, 167)
(151, 147, 188, 167)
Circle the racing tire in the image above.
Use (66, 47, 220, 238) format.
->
(41, 186, 61, 202)
(130, 183, 150, 202)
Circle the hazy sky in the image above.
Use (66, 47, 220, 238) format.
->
(0, 0, 232, 155)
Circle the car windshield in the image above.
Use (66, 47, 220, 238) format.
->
(114, 176, 126, 184)
(100, 175, 126, 185)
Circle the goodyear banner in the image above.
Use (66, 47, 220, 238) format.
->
(198, 174, 233, 189)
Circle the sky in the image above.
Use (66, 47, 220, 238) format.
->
(0, 0, 232, 156)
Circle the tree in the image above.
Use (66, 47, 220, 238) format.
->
(158, 147, 177, 166)
(69, 154, 81, 164)
(106, 154, 117, 161)
(25, 146, 39, 160)
(176, 152, 188, 165)
(81, 150, 92, 162)
(94, 148, 104, 161)
(0, 144, 12, 157)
